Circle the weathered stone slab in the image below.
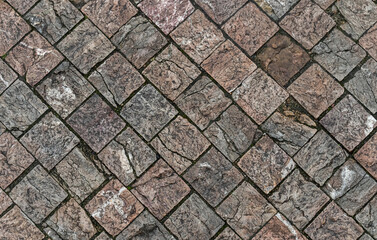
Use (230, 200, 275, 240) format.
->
(360, 23, 377, 60)
(355, 132, 377, 179)
(255, 0, 299, 20)
(0, 188, 12, 215)
(7, 0, 39, 14)
(195, 0, 247, 24)
(356, 196, 377, 239)
(215, 227, 241, 240)
(0, 59, 17, 94)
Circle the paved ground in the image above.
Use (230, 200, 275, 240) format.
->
(0, 0, 377, 239)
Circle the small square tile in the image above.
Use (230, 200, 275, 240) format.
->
(288, 64, 344, 118)
(360, 23, 377, 60)
(215, 227, 241, 240)
(6, 0, 39, 14)
(0, 188, 12, 215)
(255, 0, 299, 20)
(320, 94, 377, 151)
(0, 59, 17, 94)
(356, 195, 377, 239)
(355, 132, 377, 179)
(232, 68, 289, 124)
(280, 0, 335, 49)
(131, 160, 190, 219)
(143, 44, 200, 100)
(170, 10, 225, 63)
(195, 0, 247, 24)
(21, 112, 79, 170)
(223, 2, 279, 56)
(151, 116, 210, 174)
(165, 194, 224, 240)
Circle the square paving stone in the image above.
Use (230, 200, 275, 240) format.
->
(360, 23, 377, 60)
(314, 0, 336, 9)
(356, 195, 377, 238)
(86, 179, 144, 236)
(195, 0, 247, 24)
(68, 94, 125, 153)
(256, 33, 310, 86)
(355, 132, 377, 179)
(131, 159, 190, 219)
(112, 16, 168, 69)
(232, 68, 289, 124)
(305, 202, 364, 240)
(143, 44, 200, 100)
(216, 181, 276, 239)
(6, 31, 64, 86)
(170, 10, 225, 63)
(0, 206, 44, 240)
(294, 130, 348, 186)
(36, 61, 94, 118)
(21, 112, 79, 170)
(151, 116, 210, 174)
(288, 64, 344, 118)
(9, 165, 68, 223)
(223, 2, 279, 56)
(25, 0, 83, 43)
(88, 52, 145, 107)
(138, 0, 194, 34)
(121, 84, 177, 141)
(165, 194, 224, 240)
(46, 198, 97, 240)
(184, 147, 243, 206)
(269, 169, 329, 229)
(0, 132, 34, 189)
(82, 0, 137, 37)
(320, 94, 377, 151)
(175, 76, 232, 130)
(6, 0, 39, 14)
(313, 29, 366, 81)
(57, 20, 115, 74)
(255, 0, 299, 20)
(0, 59, 17, 94)
(0, 188, 12, 215)
(238, 136, 295, 194)
(215, 227, 241, 240)
(280, 0, 335, 49)
(202, 40, 257, 92)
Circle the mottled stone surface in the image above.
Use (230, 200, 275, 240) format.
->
(112, 16, 167, 69)
(151, 116, 210, 174)
(215, 227, 241, 240)
(121, 84, 177, 141)
(57, 20, 115, 74)
(86, 179, 144, 236)
(165, 194, 224, 240)
(232, 68, 289, 124)
(202, 40, 257, 92)
(255, 0, 299, 20)
(184, 148, 243, 206)
(223, 2, 279, 56)
(360, 23, 377, 60)
(143, 44, 200, 100)
(131, 160, 190, 219)
(356, 196, 377, 238)
(89, 53, 145, 106)
(359, 234, 374, 240)
(288, 64, 344, 118)
(195, 0, 247, 24)
(280, 0, 335, 49)
(256, 34, 310, 86)
(355, 132, 377, 179)
(0, 188, 12, 215)
(314, 0, 336, 9)
(7, 0, 39, 14)
(96, 232, 112, 240)
(9, 165, 68, 223)
(305, 202, 363, 240)
(170, 10, 225, 63)
(320, 95, 377, 151)
(0, 59, 17, 94)
(21, 112, 79, 170)
(175, 76, 231, 130)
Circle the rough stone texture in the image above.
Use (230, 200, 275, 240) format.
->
(215, 227, 241, 240)
(57, 20, 115, 74)
(232, 68, 289, 124)
(294, 130, 348, 185)
(356, 196, 377, 239)
(202, 40, 257, 92)
(21, 112, 79, 170)
(355, 132, 377, 179)
(37, 61, 94, 118)
(143, 44, 200, 100)
(269, 170, 329, 229)
(255, 0, 299, 20)
(96, 232, 112, 240)
(238, 136, 295, 193)
(151, 116, 210, 174)
(175, 76, 232, 130)
(0, 132, 35, 189)
(131, 160, 190, 220)
(112, 16, 167, 69)
(121, 84, 178, 141)
(184, 147, 243, 206)
(165, 194, 224, 240)
(6, 31, 64, 86)
(314, 0, 336, 9)
(223, 2, 279, 56)
(138, 0, 194, 34)
(6, 0, 39, 14)
(320, 94, 377, 151)
(0, 123, 5, 137)
(195, 0, 247, 24)
(305, 202, 364, 240)
(0, 188, 12, 215)
(170, 10, 225, 63)
(9, 165, 68, 224)
(359, 234, 374, 240)
(0, 59, 17, 94)
(86, 179, 144, 236)
(88, 53, 145, 107)
(280, 0, 335, 49)
(256, 34, 310, 86)
(360, 23, 377, 60)
(288, 64, 344, 118)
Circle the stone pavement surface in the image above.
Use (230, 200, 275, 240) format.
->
(0, 0, 377, 239)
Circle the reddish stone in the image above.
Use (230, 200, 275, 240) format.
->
(195, 0, 247, 24)
(6, 0, 39, 14)
(0, 188, 12, 215)
(355, 132, 377, 179)
(360, 23, 377, 61)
